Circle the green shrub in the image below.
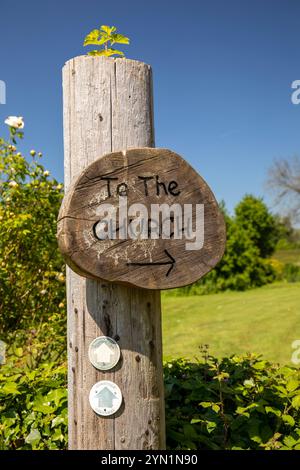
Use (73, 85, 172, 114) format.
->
(167, 197, 280, 296)
(235, 195, 280, 258)
(165, 349, 300, 450)
(1, 344, 300, 450)
(168, 222, 276, 297)
(0, 346, 67, 450)
(0, 130, 65, 335)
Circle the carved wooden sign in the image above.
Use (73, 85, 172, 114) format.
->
(57, 148, 226, 289)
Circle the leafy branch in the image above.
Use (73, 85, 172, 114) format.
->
(83, 25, 130, 57)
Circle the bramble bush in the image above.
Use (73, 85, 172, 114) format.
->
(165, 348, 300, 450)
(1, 345, 300, 450)
(0, 348, 67, 450)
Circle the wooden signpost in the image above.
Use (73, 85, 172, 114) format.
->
(59, 55, 226, 450)
(58, 148, 225, 290)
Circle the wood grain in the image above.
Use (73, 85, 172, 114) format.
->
(58, 147, 226, 290)
(62, 56, 165, 449)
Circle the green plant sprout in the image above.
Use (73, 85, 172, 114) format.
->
(83, 25, 130, 57)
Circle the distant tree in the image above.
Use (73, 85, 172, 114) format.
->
(267, 156, 300, 223)
(179, 198, 278, 295)
(235, 195, 280, 258)
(274, 214, 300, 250)
(210, 219, 275, 291)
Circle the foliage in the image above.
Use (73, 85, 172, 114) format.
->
(0, 123, 67, 448)
(1, 344, 300, 450)
(83, 24, 130, 57)
(235, 195, 281, 258)
(0, 128, 65, 335)
(0, 344, 67, 450)
(281, 263, 300, 283)
(165, 348, 300, 450)
(171, 196, 280, 295)
(267, 258, 300, 283)
(275, 215, 300, 250)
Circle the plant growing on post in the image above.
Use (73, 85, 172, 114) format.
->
(83, 25, 130, 57)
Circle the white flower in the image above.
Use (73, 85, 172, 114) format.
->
(8, 181, 18, 188)
(243, 378, 255, 388)
(40, 289, 47, 295)
(4, 116, 24, 129)
(43, 170, 50, 177)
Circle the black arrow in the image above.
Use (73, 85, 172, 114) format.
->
(127, 249, 176, 277)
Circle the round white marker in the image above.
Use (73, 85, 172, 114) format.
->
(89, 380, 122, 416)
(88, 336, 120, 371)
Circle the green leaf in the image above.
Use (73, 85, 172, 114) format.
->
(265, 406, 281, 417)
(33, 396, 54, 414)
(111, 34, 130, 45)
(98, 34, 110, 45)
(100, 25, 116, 35)
(52, 427, 65, 441)
(15, 347, 23, 357)
(286, 379, 299, 392)
(199, 401, 212, 408)
(87, 50, 105, 56)
(252, 361, 266, 370)
(25, 428, 41, 446)
(105, 48, 124, 57)
(88, 48, 124, 58)
(282, 414, 295, 426)
(83, 29, 101, 46)
(292, 395, 300, 409)
(51, 416, 66, 428)
(206, 420, 217, 434)
(283, 435, 297, 448)
(1, 382, 20, 394)
(236, 406, 250, 417)
(47, 388, 66, 406)
(212, 403, 220, 413)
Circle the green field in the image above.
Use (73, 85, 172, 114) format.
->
(162, 282, 300, 365)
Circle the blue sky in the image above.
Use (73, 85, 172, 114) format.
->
(0, 0, 299, 214)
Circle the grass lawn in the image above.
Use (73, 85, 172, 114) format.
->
(162, 281, 300, 365)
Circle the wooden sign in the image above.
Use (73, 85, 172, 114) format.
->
(57, 148, 226, 289)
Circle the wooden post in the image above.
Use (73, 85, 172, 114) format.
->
(62, 56, 165, 450)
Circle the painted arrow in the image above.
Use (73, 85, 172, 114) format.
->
(127, 249, 176, 277)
